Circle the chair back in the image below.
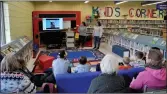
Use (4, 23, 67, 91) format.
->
(55, 72, 100, 93)
(143, 85, 167, 93)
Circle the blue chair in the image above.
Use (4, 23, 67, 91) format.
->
(55, 72, 100, 93)
(112, 45, 130, 57)
(118, 67, 145, 79)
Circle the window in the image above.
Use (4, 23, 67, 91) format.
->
(0, 1, 5, 46)
(3, 2, 11, 44)
(0, 2, 11, 47)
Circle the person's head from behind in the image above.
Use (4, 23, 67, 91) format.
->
(96, 21, 101, 27)
(51, 22, 55, 25)
(123, 57, 130, 65)
(79, 56, 87, 65)
(100, 54, 118, 74)
(17, 59, 26, 69)
(1, 54, 22, 72)
(81, 22, 86, 26)
(59, 50, 67, 59)
(135, 51, 144, 60)
(151, 47, 160, 51)
(146, 49, 163, 68)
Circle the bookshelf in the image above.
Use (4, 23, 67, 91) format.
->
(109, 31, 166, 60)
(86, 19, 166, 59)
(87, 19, 166, 43)
(1, 36, 33, 63)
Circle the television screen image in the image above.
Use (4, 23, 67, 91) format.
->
(43, 18, 63, 30)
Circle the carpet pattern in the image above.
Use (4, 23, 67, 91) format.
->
(33, 49, 104, 73)
(40, 49, 105, 62)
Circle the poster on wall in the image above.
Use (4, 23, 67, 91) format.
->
(63, 21, 71, 29)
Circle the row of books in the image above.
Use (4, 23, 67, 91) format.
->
(99, 19, 166, 24)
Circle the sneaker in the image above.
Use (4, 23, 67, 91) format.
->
(93, 47, 96, 49)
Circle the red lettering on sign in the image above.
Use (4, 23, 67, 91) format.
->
(129, 8, 134, 18)
(104, 7, 113, 17)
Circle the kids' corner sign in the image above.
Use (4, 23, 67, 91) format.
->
(92, 6, 166, 18)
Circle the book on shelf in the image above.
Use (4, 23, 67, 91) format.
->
(10, 44, 20, 52)
(7, 46, 15, 53)
(22, 37, 30, 43)
(151, 37, 159, 44)
(19, 39, 27, 46)
(160, 40, 166, 46)
(1, 48, 11, 55)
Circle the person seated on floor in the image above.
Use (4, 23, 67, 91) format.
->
(52, 50, 71, 75)
(74, 56, 91, 73)
(119, 57, 132, 70)
(130, 51, 145, 68)
(0, 54, 36, 93)
(88, 54, 126, 93)
(130, 49, 166, 92)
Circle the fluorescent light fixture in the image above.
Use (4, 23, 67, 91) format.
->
(49, 0, 52, 2)
(116, 1, 128, 5)
(84, 1, 89, 3)
(142, 1, 167, 6)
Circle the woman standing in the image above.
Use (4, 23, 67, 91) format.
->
(78, 22, 87, 48)
(93, 21, 103, 49)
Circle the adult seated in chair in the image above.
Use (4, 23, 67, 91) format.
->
(0, 54, 36, 93)
(44, 50, 71, 83)
(130, 49, 166, 92)
(52, 50, 71, 75)
(88, 54, 126, 93)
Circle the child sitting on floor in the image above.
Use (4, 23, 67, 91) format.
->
(119, 57, 132, 70)
(74, 56, 91, 73)
(130, 51, 145, 68)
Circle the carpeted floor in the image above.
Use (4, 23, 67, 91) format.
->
(40, 49, 105, 62)
(33, 49, 104, 73)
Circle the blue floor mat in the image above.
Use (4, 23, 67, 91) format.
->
(41, 49, 105, 62)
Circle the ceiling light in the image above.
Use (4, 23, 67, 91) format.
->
(49, 0, 52, 2)
(116, 1, 128, 5)
(84, 1, 89, 4)
(142, 1, 167, 6)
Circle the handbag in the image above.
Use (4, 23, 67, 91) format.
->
(19, 67, 44, 87)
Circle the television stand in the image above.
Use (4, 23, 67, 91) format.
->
(46, 44, 62, 49)
(40, 31, 67, 49)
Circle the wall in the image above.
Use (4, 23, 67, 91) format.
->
(7, 1, 165, 40)
(7, 2, 34, 40)
(34, 1, 165, 22)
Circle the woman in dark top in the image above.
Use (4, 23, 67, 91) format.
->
(88, 54, 126, 93)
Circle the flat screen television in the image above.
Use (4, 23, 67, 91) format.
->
(42, 18, 63, 30)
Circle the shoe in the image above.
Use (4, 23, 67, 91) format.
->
(93, 47, 96, 49)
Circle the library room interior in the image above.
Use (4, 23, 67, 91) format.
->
(0, 0, 167, 93)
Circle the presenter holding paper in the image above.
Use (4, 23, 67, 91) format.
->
(93, 21, 104, 50)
